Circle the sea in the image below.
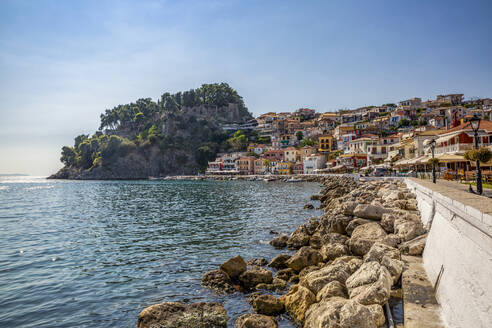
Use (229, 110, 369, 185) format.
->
(0, 176, 322, 328)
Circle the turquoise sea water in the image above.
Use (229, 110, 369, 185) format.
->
(0, 176, 321, 327)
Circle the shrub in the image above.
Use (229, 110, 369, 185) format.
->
(464, 148, 492, 163)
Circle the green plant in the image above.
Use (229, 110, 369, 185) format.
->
(464, 148, 492, 163)
(428, 158, 440, 166)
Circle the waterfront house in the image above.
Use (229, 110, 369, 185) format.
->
(254, 158, 266, 174)
(284, 147, 299, 162)
(236, 156, 255, 175)
(300, 146, 316, 159)
(292, 162, 304, 175)
(303, 154, 327, 174)
(263, 149, 285, 162)
(277, 162, 293, 175)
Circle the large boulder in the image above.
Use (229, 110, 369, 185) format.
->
(394, 219, 425, 242)
(269, 234, 288, 248)
(304, 297, 377, 328)
(252, 294, 284, 315)
(268, 254, 291, 269)
(202, 269, 235, 293)
(320, 243, 349, 261)
(349, 222, 387, 256)
(301, 261, 351, 294)
(319, 215, 353, 234)
(342, 201, 358, 216)
(399, 233, 427, 255)
(137, 302, 228, 328)
(345, 261, 393, 305)
(331, 256, 363, 275)
(367, 304, 386, 327)
(286, 246, 322, 272)
(239, 266, 273, 290)
(220, 255, 247, 279)
(235, 313, 277, 328)
(380, 213, 396, 233)
(279, 284, 316, 323)
(316, 280, 348, 302)
(345, 218, 372, 236)
(353, 204, 390, 220)
(275, 268, 294, 281)
(248, 258, 268, 266)
(364, 243, 403, 284)
(287, 226, 310, 249)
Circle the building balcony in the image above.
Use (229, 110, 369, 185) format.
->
(434, 143, 474, 155)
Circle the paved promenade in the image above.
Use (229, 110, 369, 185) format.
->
(409, 178, 492, 220)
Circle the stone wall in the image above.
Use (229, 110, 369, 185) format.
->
(405, 179, 492, 328)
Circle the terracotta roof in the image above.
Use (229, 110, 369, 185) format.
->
(443, 120, 492, 133)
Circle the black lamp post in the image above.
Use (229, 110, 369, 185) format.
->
(429, 139, 436, 183)
(469, 115, 482, 195)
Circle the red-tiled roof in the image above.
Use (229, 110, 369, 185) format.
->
(444, 120, 492, 133)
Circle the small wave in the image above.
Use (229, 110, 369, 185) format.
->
(0, 186, 8, 191)
(25, 185, 54, 191)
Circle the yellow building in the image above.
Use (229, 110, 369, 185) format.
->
(277, 162, 293, 175)
(318, 135, 336, 153)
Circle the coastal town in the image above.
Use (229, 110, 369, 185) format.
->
(206, 94, 492, 181)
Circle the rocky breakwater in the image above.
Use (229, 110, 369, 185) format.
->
(137, 176, 428, 327)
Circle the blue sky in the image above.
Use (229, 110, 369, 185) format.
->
(1, 0, 491, 175)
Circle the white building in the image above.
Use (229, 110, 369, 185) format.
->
(303, 154, 327, 174)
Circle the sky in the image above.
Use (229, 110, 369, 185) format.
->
(1, 0, 491, 175)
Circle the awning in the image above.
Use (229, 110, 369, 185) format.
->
(436, 153, 467, 163)
(416, 156, 431, 164)
(434, 132, 460, 144)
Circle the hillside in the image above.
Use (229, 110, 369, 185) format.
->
(49, 83, 254, 179)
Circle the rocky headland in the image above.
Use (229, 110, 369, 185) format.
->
(137, 176, 428, 327)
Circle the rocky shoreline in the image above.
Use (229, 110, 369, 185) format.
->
(137, 176, 427, 328)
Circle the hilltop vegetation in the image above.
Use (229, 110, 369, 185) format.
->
(50, 83, 254, 179)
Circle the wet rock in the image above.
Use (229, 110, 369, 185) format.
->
(202, 269, 235, 293)
(353, 204, 391, 221)
(279, 284, 316, 323)
(348, 222, 387, 256)
(304, 204, 315, 209)
(252, 294, 284, 315)
(311, 194, 323, 201)
(346, 261, 392, 306)
(235, 313, 277, 328)
(137, 301, 228, 328)
(399, 233, 427, 255)
(304, 297, 377, 328)
(287, 226, 310, 249)
(301, 261, 351, 294)
(320, 243, 349, 261)
(316, 280, 348, 302)
(248, 258, 268, 266)
(239, 266, 273, 290)
(221, 255, 247, 279)
(286, 246, 322, 272)
(304, 218, 320, 235)
(394, 219, 425, 242)
(256, 278, 287, 291)
(269, 234, 288, 248)
(268, 254, 291, 269)
(345, 218, 372, 236)
(275, 268, 294, 281)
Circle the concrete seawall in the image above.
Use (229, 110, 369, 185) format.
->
(405, 178, 492, 328)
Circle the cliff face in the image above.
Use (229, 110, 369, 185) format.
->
(49, 83, 253, 179)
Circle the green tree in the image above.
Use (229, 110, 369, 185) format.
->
(300, 138, 317, 147)
(296, 131, 304, 141)
(195, 145, 216, 168)
(228, 130, 248, 151)
(60, 146, 76, 167)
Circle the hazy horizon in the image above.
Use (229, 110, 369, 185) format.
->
(1, 0, 492, 175)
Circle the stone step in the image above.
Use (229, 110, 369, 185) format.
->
(401, 255, 444, 328)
